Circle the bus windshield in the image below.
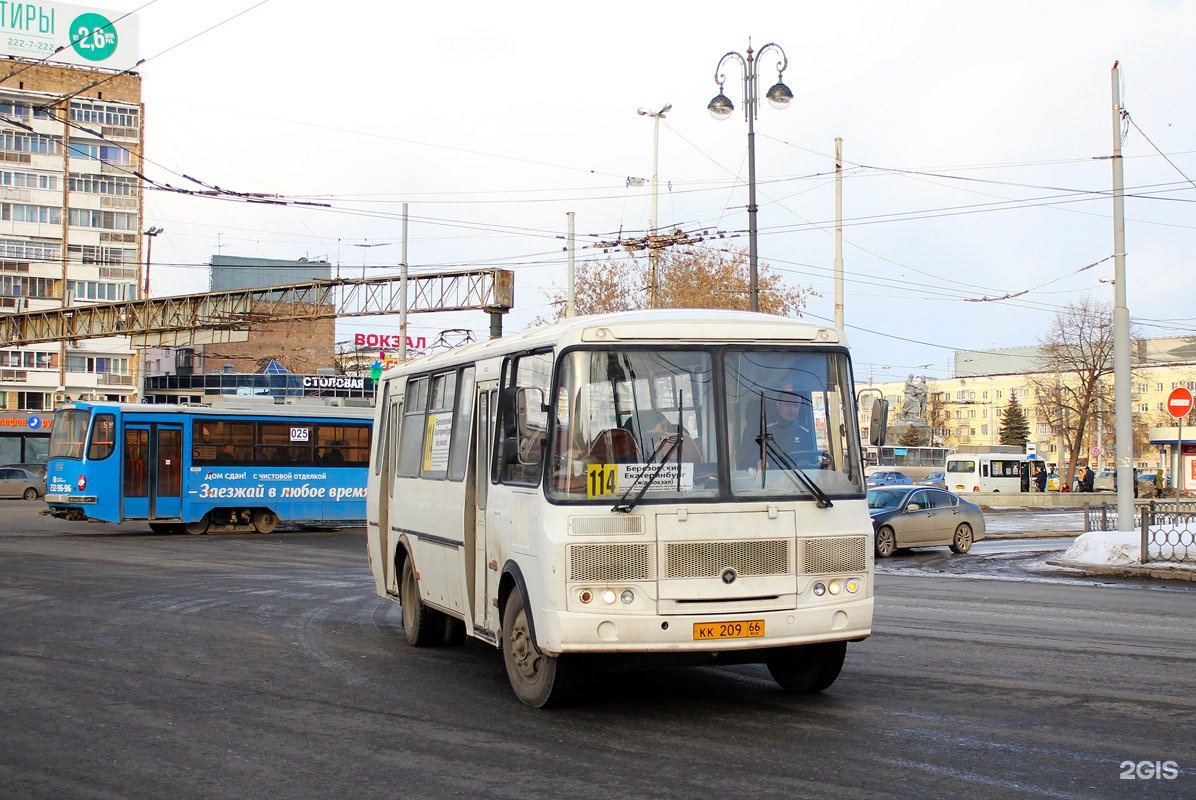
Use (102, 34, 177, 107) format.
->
(547, 346, 864, 503)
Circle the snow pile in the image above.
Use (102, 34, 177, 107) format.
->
(1061, 530, 1141, 566)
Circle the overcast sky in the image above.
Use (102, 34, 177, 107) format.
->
(115, 0, 1196, 380)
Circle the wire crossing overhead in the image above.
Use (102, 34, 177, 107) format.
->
(1, 269, 514, 347)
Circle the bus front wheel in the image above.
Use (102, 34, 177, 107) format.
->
(252, 509, 278, 534)
(766, 641, 847, 693)
(502, 590, 571, 708)
(400, 556, 443, 647)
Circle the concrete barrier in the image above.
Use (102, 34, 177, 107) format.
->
(966, 491, 1114, 509)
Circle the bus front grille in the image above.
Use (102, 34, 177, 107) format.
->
(568, 543, 653, 582)
(665, 540, 789, 579)
(800, 536, 868, 574)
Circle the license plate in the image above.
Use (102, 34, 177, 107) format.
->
(693, 620, 765, 640)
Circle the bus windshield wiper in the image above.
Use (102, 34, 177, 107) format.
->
(757, 432, 833, 508)
(612, 434, 681, 513)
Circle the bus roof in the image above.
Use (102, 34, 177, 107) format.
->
(55, 400, 374, 421)
(382, 309, 844, 379)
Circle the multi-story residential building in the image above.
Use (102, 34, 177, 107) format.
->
(0, 57, 143, 413)
(864, 338, 1196, 471)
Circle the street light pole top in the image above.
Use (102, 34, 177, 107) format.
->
(637, 103, 672, 118)
(143, 226, 164, 236)
(709, 41, 792, 122)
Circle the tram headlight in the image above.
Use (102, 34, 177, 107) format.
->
(77, 476, 86, 491)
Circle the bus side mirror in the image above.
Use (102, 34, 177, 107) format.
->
(869, 399, 889, 447)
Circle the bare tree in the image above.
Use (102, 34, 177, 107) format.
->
(539, 247, 815, 323)
(1028, 297, 1137, 488)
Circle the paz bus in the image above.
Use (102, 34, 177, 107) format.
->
(944, 451, 1028, 493)
(45, 400, 372, 534)
(366, 309, 886, 707)
(862, 444, 952, 481)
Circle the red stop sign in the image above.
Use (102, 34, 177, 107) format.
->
(1167, 387, 1194, 419)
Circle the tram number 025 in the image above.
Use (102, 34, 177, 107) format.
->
(693, 620, 765, 640)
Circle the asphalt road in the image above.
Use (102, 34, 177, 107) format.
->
(1, 501, 1193, 800)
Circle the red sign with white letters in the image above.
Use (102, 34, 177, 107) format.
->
(1166, 387, 1193, 419)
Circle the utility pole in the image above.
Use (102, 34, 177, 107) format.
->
(1110, 61, 1134, 532)
(566, 211, 576, 318)
(638, 104, 670, 308)
(834, 137, 844, 331)
(399, 203, 409, 362)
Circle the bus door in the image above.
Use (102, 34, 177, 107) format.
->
(471, 382, 499, 633)
(122, 423, 183, 520)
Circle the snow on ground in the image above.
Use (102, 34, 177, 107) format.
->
(1060, 529, 1196, 572)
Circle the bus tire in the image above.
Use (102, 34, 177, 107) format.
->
(182, 515, 210, 536)
(766, 641, 847, 693)
(502, 589, 571, 708)
(950, 522, 974, 554)
(400, 556, 443, 647)
(252, 509, 278, 534)
(875, 525, 897, 558)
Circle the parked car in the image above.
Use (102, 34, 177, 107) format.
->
(866, 470, 913, 487)
(1092, 467, 1116, 492)
(0, 466, 45, 500)
(920, 471, 947, 489)
(1, 462, 46, 478)
(867, 485, 986, 558)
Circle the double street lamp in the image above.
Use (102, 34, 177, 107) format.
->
(142, 226, 164, 298)
(708, 41, 793, 312)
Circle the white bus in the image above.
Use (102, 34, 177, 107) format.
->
(945, 451, 1028, 493)
(366, 310, 881, 707)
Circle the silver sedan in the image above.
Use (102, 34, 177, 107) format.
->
(867, 485, 986, 558)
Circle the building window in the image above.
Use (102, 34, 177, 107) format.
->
(0, 170, 59, 190)
(67, 208, 137, 231)
(1, 202, 61, 224)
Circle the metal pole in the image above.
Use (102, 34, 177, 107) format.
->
(1111, 62, 1134, 532)
(650, 113, 661, 308)
(834, 137, 844, 331)
(399, 203, 408, 362)
(566, 211, 576, 318)
(745, 62, 759, 313)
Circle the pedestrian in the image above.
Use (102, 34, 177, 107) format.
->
(1080, 466, 1095, 493)
(1034, 465, 1047, 493)
(1155, 469, 1165, 498)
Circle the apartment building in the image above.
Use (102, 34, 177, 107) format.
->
(0, 8, 143, 413)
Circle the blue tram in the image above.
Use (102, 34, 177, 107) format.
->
(45, 400, 372, 534)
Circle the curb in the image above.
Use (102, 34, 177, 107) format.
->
(1045, 558, 1196, 582)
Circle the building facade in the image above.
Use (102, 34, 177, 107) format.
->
(867, 339, 1196, 472)
(0, 58, 143, 411)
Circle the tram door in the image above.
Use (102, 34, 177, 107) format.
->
(122, 423, 183, 520)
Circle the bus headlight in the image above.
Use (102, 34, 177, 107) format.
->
(600, 589, 617, 605)
(828, 579, 842, 595)
(845, 579, 860, 594)
(620, 590, 635, 605)
(812, 582, 827, 596)
(579, 589, 594, 604)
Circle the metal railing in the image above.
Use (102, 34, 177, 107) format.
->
(1084, 501, 1196, 564)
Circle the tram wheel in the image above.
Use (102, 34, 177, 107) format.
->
(182, 514, 210, 536)
(252, 508, 278, 534)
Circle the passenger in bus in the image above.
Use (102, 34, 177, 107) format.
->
(320, 442, 345, 465)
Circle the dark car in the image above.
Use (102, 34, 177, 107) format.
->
(867, 485, 986, 558)
(866, 470, 913, 488)
(0, 466, 45, 500)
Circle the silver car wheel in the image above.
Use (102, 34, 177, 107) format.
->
(950, 522, 974, 554)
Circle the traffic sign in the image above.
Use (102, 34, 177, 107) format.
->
(1166, 387, 1194, 419)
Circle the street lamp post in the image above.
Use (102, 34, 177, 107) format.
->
(142, 226, 163, 297)
(708, 40, 793, 313)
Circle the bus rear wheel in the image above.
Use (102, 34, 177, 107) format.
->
(502, 590, 571, 708)
(766, 641, 847, 693)
(252, 509, 278, 534)
(400, 556, 443, 646)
